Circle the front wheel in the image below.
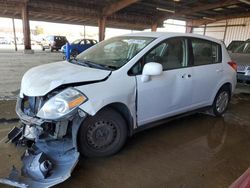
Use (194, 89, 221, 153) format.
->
(212, 87, 230, 116)
(78, 108, 128, 157)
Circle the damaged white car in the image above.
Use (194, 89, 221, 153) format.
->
(0, 32, 237, 187)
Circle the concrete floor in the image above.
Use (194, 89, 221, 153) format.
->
(0, 50, 62, 99)
(0, 51, 250, 187)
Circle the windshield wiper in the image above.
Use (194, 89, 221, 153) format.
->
(70, 59, 91, 67)
(71, 59, 116, 70)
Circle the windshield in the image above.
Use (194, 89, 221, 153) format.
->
(76, 36, 155, 70)
(234, 39, 250, 53)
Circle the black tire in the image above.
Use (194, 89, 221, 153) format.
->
(78, 108, 127, 158)
(212, 86, 230, 117)
(42, 47, 45, 51)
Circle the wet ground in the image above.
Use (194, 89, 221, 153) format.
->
(0, 86, 250, 188)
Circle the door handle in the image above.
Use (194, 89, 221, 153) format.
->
(181, 74, 192, 78)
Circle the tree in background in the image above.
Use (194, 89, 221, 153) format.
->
(35, 25, 44, 35)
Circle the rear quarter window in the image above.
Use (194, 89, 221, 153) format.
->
(190, 38, 222, 66)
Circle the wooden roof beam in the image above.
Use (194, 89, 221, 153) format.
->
(159, 0, 240, 21)
(190, 11, 250, 27)
(102, 0, 139, 16)
(177, 0, 239, 16)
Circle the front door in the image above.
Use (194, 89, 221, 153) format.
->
(135, 37, 193, 126)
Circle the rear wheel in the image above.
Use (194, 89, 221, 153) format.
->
(212, 87, 230, 116)
(78, 108, 127, 157)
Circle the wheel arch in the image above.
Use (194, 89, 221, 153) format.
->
(213, 82, 232, 102)
(99, 102, 134, 136)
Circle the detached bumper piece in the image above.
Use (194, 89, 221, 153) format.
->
(0, 137, 79, 188)
(0, 97, 84, 188)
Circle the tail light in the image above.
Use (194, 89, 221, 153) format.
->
(228, 61, 237, 71)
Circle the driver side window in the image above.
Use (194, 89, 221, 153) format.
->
(129, 37, 187, 75)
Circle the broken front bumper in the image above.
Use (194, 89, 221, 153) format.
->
(0, 97, 86, 188)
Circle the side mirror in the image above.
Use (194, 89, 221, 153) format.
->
(141, 62, 163, 82)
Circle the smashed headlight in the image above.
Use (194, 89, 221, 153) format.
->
(37, 88, 87, 120)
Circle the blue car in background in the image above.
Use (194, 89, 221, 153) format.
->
(61, 38, 97, 59)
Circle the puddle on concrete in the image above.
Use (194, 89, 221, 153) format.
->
(0, 94, 249, 188)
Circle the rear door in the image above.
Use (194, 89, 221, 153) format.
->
(189, 37, 223, 107)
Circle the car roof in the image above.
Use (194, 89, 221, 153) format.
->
(123, 32, 222, 44)
(83, 39, 97, 41)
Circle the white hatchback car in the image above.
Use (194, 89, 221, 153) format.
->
(1, 32, 237, 188)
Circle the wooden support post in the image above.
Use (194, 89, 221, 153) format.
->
(186, 21, 193, 33)
(223, 20, 228, 42)
(151, 23, 157, 32)
(98, 17, 106, 42)
(203, 24, 207, 35)
(12, 18, 17, 51)
(83, 25, 86, 39)
(21, 2, 32, 52)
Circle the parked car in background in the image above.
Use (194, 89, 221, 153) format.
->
(0, 32, 237, 188)
(230, 39, 250, 84)
(41, 35, 68, 51)
(227, 40, 244, 52)
(61, 38, 97, 59)
(0, 37, 13, 44)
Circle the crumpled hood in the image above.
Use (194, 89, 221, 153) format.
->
(20, 61, 111, 97)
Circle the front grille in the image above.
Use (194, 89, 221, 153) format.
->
(237, 72, 245, 75)
(237, 64, 247, 72)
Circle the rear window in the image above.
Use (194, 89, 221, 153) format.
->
(191, 38, 222, 66)
(54, 36, 67, 41)
(234, 40, 250, 53)
(227, 41, 244, 51)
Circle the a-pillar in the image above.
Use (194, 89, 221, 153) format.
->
(151, 23, 157, 32)
(22, 2, 33, 53)
(98, 17, 106, 42)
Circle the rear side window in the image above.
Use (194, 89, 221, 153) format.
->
(191, 38, 221, 66)
(85, 39, 92, 44)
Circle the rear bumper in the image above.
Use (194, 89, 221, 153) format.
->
(237, 73, 250, 82)
(0, 97, 86, 188)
